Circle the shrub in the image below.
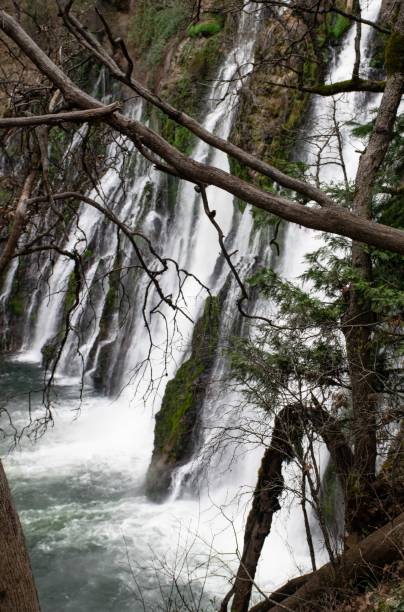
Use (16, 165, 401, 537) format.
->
(187, 16, 224, 38)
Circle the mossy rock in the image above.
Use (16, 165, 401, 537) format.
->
(41, 338, 59, 369)
(145, 295, 221, 502)
(158, 33, 224, 154)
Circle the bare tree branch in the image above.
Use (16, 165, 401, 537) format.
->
(0, 102, 121, 128)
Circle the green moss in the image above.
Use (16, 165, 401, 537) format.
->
(321, 460, 340, 525)
(8, 296, 24, 317)
(0, 188, 12, 207)
(98, 268, 121, 332)
(158, 35, 223, 153)
(385, 32, 404, 76)
(64, 271, 78, 314)
(153, 296, 221, 462)
(187, 16, 224, 38)
(187, 35, 222, 79)
(228, 157, 250, 212)
(310, 79, 384, 95)
(370, 30, 388, 71)
(326, 13, 351, 41)
(41, 340, 58, 366)
(130, 2, 191, 66)
(143, 181, 154, 207)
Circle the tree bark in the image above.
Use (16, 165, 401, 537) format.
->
(253, 511, 404, 612)
(225, 400, 356, 612)
(0, 102, 121, 128)
(224, 406, 303, 612)
(342, 0, 404, 535)
(0, 170, 36, 277)
(248, 574, 311, 612)
(1, 11, 404, 253)
(0, 460, 40, 611)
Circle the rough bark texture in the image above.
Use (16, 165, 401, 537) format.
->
(342, 0, 404, 535)
(226, 401, 355, 612)
(228, 406, 303, 612)
(0, 460, 40, 611)
(0, 102, 121, 128)
(248, 574, 312, 612)
(0, 170, 36, 277)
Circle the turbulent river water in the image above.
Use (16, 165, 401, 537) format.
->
(1, 1, 381, 610)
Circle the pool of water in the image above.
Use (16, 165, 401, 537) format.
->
(1, 358, 319, 611)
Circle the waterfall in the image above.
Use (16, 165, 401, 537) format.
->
(0, 0, 384, 609)
(253, 0, 383, 592)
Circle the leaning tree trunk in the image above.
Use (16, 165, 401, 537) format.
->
(342, 0, 404, 536)
(223, 406, 303, 612)
(0, 460, 40, 611)
(224, 401, 355, 612)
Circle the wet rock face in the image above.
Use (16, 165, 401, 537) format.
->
(102, 0, 130, 10)
(145, 296, 221, 502)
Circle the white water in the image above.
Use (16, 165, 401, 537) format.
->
(1, 1, 383, 609)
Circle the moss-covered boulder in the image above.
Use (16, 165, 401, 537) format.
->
(145, 295, 221, 502)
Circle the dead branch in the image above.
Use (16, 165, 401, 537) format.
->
(0, 102, 121, 128)
(250, 511, 404, 611)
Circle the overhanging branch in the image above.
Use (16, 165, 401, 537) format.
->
(1, 10, 404, 254)
(0, 102, 121, 129)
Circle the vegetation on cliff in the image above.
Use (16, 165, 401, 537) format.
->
(146, 296, 221, 502)
(0, 0, 403, 610)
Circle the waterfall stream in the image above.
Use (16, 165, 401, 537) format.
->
(1, 1, 382, 610)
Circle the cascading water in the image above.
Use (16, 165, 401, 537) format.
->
(0, 0, 383, 609)
(251, 0, 383, 592)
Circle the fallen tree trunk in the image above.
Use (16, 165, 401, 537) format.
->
(248, 574, 310, 612)
(0, 460, 40, 611)
(249, 511, 404, 612)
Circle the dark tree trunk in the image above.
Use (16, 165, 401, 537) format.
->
(225, 406, 303, 612)
(225, 401, 355, 612)
(0, 460, 40, 611)
(342, 0, 404, 536)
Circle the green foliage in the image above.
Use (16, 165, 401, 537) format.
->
(187, 16, 224, 38)
(349, 120, 375, 138)
(158, 35, 222, 153)
(326, 13, 351, 41)
(231, 112, 404, 422)
(130, 2, 191, 66)
(250, 264, 344, 323)
(231, 263, 346, 411)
